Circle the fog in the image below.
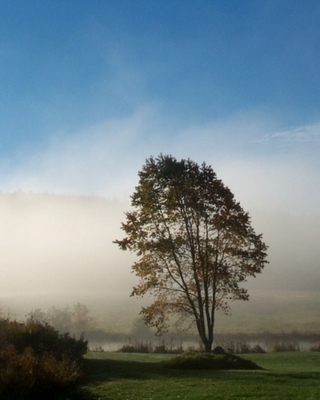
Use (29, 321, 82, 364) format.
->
(1, 2, 319, 336)
(0, 193, 136, 315)
(0, 191, 319, 332)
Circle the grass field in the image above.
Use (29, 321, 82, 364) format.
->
(61, 351, 320, 400)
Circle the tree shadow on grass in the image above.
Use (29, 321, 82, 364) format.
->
(82, 357, 170, 381)
(78, 356, 261, 385)
(57, 359, 320, 400)
(59, 358, 167, 400)
(61, 356, 320, 399)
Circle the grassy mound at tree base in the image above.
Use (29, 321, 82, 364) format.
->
(163, 352, 263, 370)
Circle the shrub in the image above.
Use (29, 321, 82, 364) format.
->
(251, 344, 266, 353)
(310, 343, 320, 351)
(90, 345, 105, 352)
(213, 346, 226, 354)
(153, 344, 184, 354)
(153, 344, 167, 353)
(117, 341, 151, 353)
(117, 339, 186, 354)
(117, 344, 137, 353)
(0, 345, 81, 399)
(216, 340, 260, 354)
(266, 340, 300, 352)
(0, 317, 88, 399)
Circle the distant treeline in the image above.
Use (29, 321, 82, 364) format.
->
(26, 304, 320, 349)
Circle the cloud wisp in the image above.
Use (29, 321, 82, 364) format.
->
(254, 123, 320, 144)
(0, 107, 319, 214)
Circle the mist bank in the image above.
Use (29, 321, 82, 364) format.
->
(0, 191, 319, 332)
(1, 289, 319, 335)
(0, 191, 135, 297)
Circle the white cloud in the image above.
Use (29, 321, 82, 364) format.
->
(254, 123, 320, 143)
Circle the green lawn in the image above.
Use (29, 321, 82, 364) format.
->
(62, 351, 320, 400)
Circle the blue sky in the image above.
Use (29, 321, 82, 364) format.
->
(1, 0, 320, 213)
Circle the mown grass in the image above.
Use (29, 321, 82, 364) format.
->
(61, 351, 320, 400)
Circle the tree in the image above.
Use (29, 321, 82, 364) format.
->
(47, 306, 73, 333)
(114, 155, 268, 352)
(72, 302, 94, 335)
(29, 303, 95, 337)
(131, 316, 153, 339)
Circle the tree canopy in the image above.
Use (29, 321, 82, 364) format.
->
(114, 155, 268, 352)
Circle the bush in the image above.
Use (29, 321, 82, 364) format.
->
(215, 340, 266, 354)
(310, 343, 320, 351)
(251, 344, 266, 354)
(266, 340, 300, 352)
(117, 341, 151, 353)
(153, 344, 167, 353)
(117, 339, 185, 354)
(0, 318, 87, 360)
(0, 317, 88, 399)
(0, 345, 81, 399)
(223, 341, 252, 354)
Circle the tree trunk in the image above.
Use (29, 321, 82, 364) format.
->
(197, 321, 214, 352)
(203, 336, 214, 352)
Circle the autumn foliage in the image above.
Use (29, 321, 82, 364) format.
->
(115, 155, 268, 352)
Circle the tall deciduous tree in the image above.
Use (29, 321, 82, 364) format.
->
(114, 155, 268, 352)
